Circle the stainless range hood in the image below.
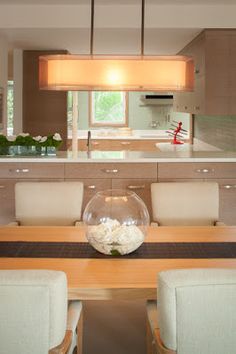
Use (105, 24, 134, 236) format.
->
(140, 94, 173, 106)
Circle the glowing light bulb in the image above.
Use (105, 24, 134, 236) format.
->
(106, 69, 122, 85)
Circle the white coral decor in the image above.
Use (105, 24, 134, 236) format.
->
(87, 218, 145, 255)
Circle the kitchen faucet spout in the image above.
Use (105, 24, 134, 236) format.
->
(87, 130, 91, 152)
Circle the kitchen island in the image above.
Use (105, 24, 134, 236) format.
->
(0, 150, 235, 225)
(0, 149, 236, 163)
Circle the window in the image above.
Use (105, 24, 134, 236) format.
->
(7, 81, 14, 135)
(90, 91, 128, 127)
(67, 91, 73, 132)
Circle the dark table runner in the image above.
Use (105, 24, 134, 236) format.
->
(0, 241, 236, 259)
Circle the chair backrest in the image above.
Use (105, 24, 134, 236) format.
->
(15, 181, 84, 225)
(158, 268, 236, 354)
(151, 182, 219, 226)
(0, 270, 67, 354)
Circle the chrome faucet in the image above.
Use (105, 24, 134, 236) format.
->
(87, 130, 91, 153)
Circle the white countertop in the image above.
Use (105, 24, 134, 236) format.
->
(156, 140, 222, 152)
(68, 130, 174, 140)
(0, 150, 236, 163)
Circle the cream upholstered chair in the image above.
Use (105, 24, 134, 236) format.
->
(11, 181, 83, 226)
(146, 268, 236, 354)
(0, 270, 82, 354)
(151, 182, 224, 226)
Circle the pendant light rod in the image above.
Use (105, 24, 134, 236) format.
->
(90, 0, 95, 55)
(141, 0, 145, 56)
(39, 0, 194, 92)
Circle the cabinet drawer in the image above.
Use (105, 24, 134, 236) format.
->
(0, 163, 64, 179)
(158, 163, 236, 179)
(112, 178, 156, 217)
(65, 163, 157, 179)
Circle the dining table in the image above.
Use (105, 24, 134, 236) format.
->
(0, 225, 236, 300)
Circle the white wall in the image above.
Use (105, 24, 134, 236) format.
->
(0, 35, 8, 133)
(13, 49, 23, 135)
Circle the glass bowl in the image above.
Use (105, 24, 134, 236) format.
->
(83, 189, 150, 255)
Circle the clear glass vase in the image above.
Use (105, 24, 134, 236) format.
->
(83, 189, 150, 255)
(9, 145, 42, 156)
(45, 146, 57, 156)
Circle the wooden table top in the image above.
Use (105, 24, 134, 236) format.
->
(0, 226, 236, 300)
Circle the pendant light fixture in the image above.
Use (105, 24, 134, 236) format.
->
(39, 0, 194, 91)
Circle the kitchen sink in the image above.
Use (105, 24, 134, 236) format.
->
(139, 134, 168, 138)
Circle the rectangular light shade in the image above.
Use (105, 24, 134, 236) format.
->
(39, 55, 194, 91)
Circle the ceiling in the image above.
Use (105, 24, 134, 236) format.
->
(0, 0, 235, 55)
(2, 28, 201, 55)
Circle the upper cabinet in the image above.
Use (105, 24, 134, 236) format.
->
(174, 29, 236, 115)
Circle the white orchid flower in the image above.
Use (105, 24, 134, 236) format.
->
(33, 136, 42, 142)
(18, 133, 30, 137)
(53, 133, 62, 141)
(40, 136, 47, 143)
(7, 135, 16, 142)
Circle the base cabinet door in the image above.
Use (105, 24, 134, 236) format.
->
(112, 179, 156, 217)
(0, 178, 64, 225)
(218, 180, 236, 226)
(66, 178, 112, 211)
(158, 177, 236, 226)
(0, 180, 16, 225)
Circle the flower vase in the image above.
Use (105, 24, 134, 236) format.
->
(46, 146, 57, 156)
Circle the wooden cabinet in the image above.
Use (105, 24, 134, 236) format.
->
(65, 163, 158, 214)
(68, 178, 112, 210)
(218, 180, 236, 225)
(0, 180, 16, 224)
(158, 162, 236, 225)
(0, 161, 235, 226)
(174, 29, 236, 115)
(158, 162, 236, 179)
(65, 163, 157, 179)
(0, 163, 64, 224)
(68, 139, 169, 151)
(0, 163, 64, 179)
(23, 50, 68, 150)
(112, 179, 156, 217)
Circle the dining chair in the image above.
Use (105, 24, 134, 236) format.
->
(0, 269, 82, 354)
(147, 268, 236, 354)
(151, 182, 224, 226)
(11, 181, 84, 226)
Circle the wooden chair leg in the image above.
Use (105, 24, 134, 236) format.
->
(76, 309, 83, 354)
(49, 330, 73, 354)
(146, 317, 155, 354)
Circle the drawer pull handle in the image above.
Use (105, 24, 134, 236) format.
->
(222, 185, 236, 189)
(86, 185, 96, 190)
(121, 142, 131, 145)
(195, 168, 214, 174)
(10, 168, 29, 173)
(0, 185, 5, 189)
(128, 185, 145, 190)
(102, 169, 119, 174)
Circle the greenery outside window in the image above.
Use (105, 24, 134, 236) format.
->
(90, 91, 128, 127)
(7, 80, 14, 134)
(67, 91, 73, 132)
